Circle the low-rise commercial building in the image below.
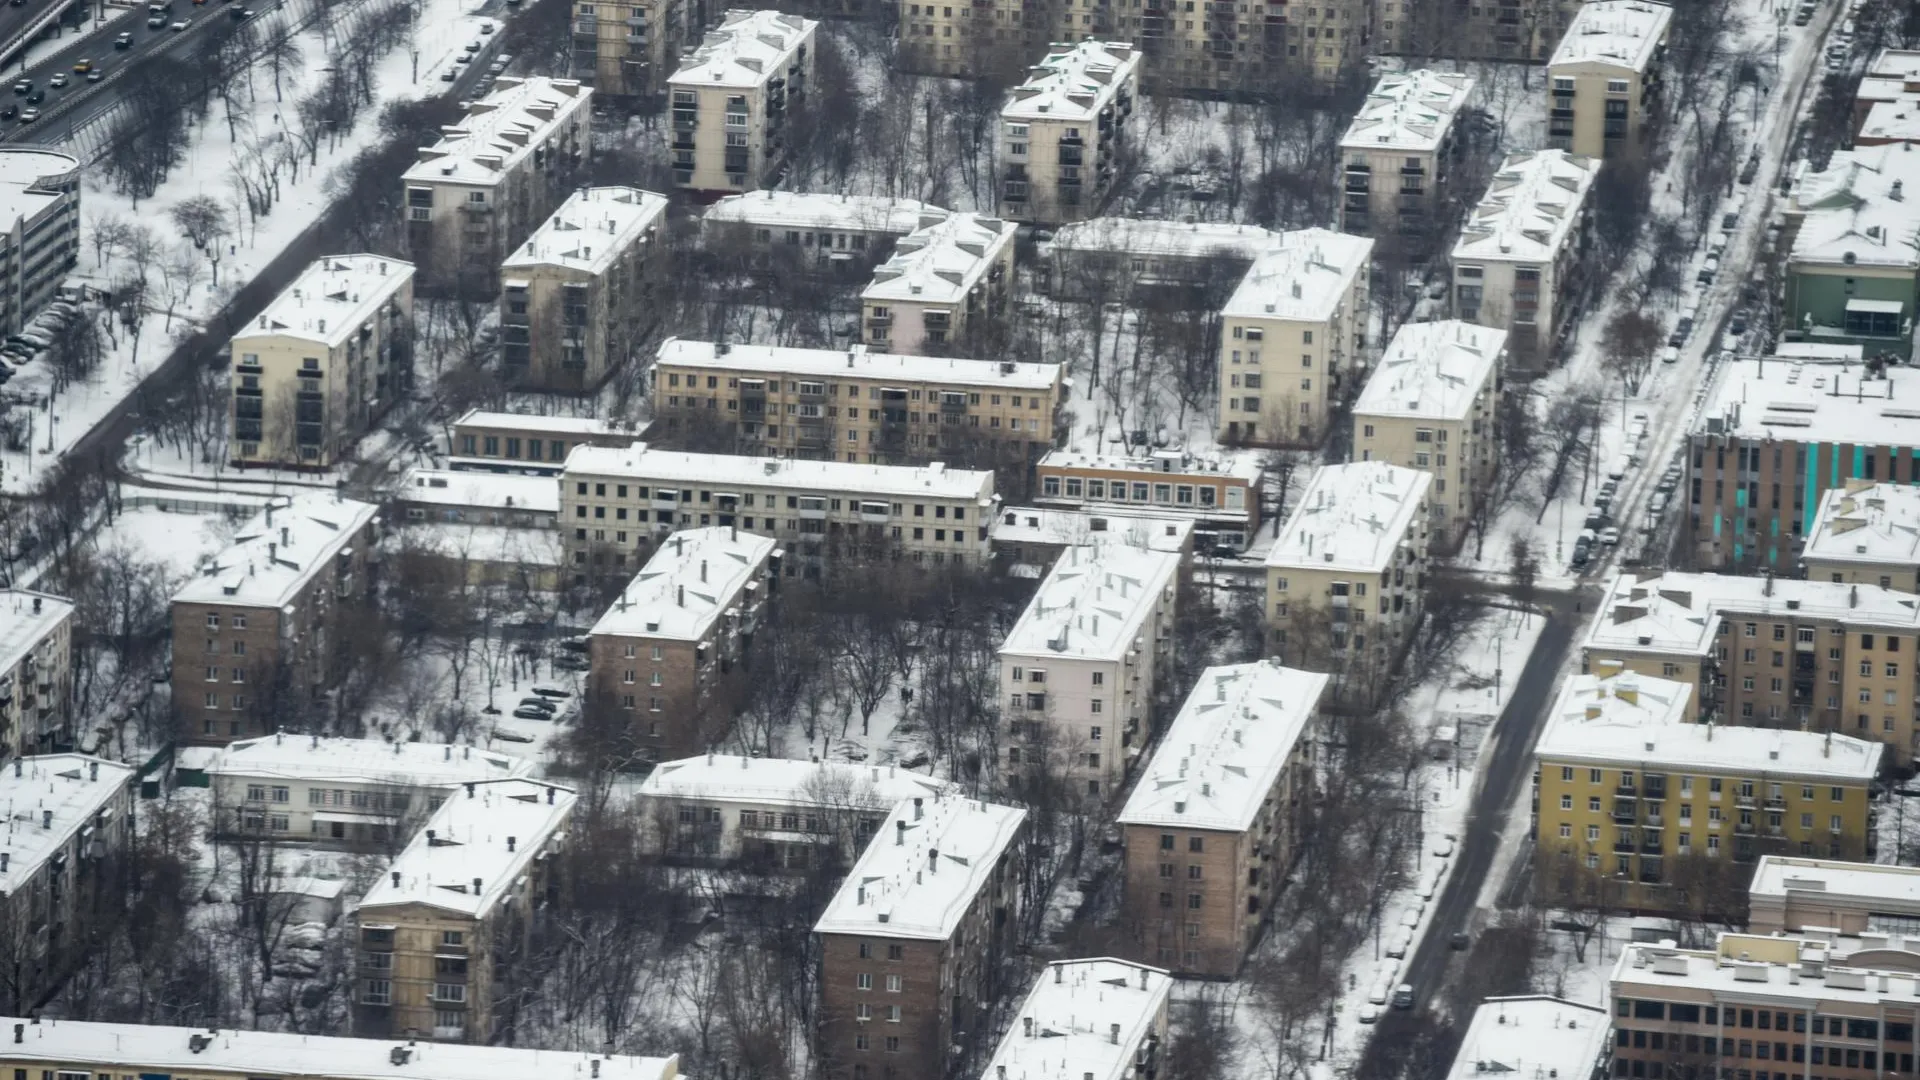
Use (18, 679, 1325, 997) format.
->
(499, 186, 668, 392)
(1338, 70, 1475, 242)
(0, 591, 72, 759)
(449, 408, 639, 474)
(862, 212, 1017, 355)
(394, 469, 562, 590)
(981, 958, 1172, 1080)
(1451, 148, 1601, 369)
(1747, 855, 1920, 936)
(398, 468, 559, 530)
(1443, 996, 1611, 1080)
(1042, 218, 1283, 299)
(1780, 143, 1920, 361)
(998, 41, 1140, 226)
(1034, 449, 1263, 553)
(666, 10, 816, 194)
(1853, 49, 1920, 141)
(1546, 0, 1671, 159)
(1117, 660, 1326, 977)
(0, 148, 78, 339)
(702, 191, 943, 268)
(814, 793, 1026, 1080)
(990, 506, 1194, 576)
(1352, 320, 1506, 548)
(1804, 480, 1920, 592)
(229, 255, 415, 469)
(353, 779, 576, 1043)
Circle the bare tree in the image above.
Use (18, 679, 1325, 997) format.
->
(1601, 309, 1666, 397)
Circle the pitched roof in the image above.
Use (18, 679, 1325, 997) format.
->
(862, 212, 1017, 306)
(1352, 320, 1506, 422)
(997, 543, 1182, 662)
(588, 526, 776, 641)
(170, 493, 379, 610)
(1001, 40, 1140, 122)
(1222, 228, 1373, 322)
(1452, 149, 1601, 264)
(357, 779, 575, 918)
(1266, 462, 1430, 574)
(1550, 0, 1673, 70)
(667, 9, 816, 89)
(813, 794, 1025, 940)
(1340, 69, 1475, 154)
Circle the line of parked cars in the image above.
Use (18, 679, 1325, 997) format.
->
(0, 294, 83, 387)
(511, 684, 570, 721)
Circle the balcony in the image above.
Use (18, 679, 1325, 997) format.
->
(1612, 803, 1636, 823)
(1615, 783, 1637, 797)
(1612, 839, 1637, 853)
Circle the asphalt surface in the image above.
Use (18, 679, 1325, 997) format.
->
(0, 0, 83, 69)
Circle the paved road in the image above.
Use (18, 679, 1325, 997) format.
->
(0, 0, 84, 70)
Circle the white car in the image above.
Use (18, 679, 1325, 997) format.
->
(1359, 1005, 1381, 1025)
(1430, 835, 1456, 859)
(1600, 527, 1622, 546)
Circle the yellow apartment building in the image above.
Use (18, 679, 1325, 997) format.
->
(666, 10, 816, 194)
(1804, 480, 1920, 593)
(1546, 0, 1671, 159)
(998, 40, 1141, 226)
(1337, 70, 1475, 242)
(862, 212, 1018, 356)
(1450, 149, 1601, 369)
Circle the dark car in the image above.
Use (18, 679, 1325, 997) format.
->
(25, 91, 44, 105)
(511, 706, 550, 721)
(1729, 309, 1750, 335)
(1, 105, 19, 121)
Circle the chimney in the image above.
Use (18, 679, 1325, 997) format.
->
(507, 836, 516, 852)
(11, 1024, 19, 1045)
(473, 877, 482, 893)
(1109, 1023, 1120, 1045)
(591, 1063, 600, 1080)
(466, 782, 477, 798)
(914, 797, 924, 820)
(87, 761, 96, 782)
(41, 811, 50, 829)
(701, 560, 708, 583)
(1024, 1017, 1034, 1038)
(547, 785, 556, 804)
(2, 853, 10, 873)
(1054, 966, 1063, 984)
(896, 820, 906, 845)
(392, 870, 401, 887)
(1138, 967, 1148, 989)
(678, 585, 685, 607)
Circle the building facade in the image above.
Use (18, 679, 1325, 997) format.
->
(702, 192, 944, 269)
(1450, 149, 1600, 369)
(1337, 69, 1474, 243)
(998, 40, 1141, 225)
(571, 0, 705, 100)
(0, 591, 72, 759)
(1747, 855, 1920, 937)
(862, 213, 1017, 356)
(1032, 448, 1263, 552)
(1804, 481, 1920, 592)
(449, 408, 640, 474)
(666, 10, 817, 194)
(1779, 144, 1920, 362)
(0, 148, 78, 339)
(1546, 0, 1671, 159)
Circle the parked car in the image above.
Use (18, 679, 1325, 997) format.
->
(1571, 538, 1593, 568)
(440, 67, 457, 81)
(479, 19, 494, 32)
(1697, 255, 1720, 284)
(1650, 492, 1670, 513)
(560, 637, 591, 654)
(1661, 345, 1680, 364)
(1359, 1005, 1381, 1025)
(1584, 511, 1610, 531)
(1720, 212, 1738, 232)
(1391, 985, 1416, 1010)
(553, 654, 590, 671)
(1730, 309, 1750, 335)
(531, 685, 572, 699)
(511, 706, 550, 721)
(1449, 931, 1471, 950)
(1, 105, 19, 121)
(517, 697, 556, 714)
(1600, 527, 1622, 546)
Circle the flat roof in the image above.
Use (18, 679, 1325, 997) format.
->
(357, 779, 575, 919)
(1749, 855, 1920, 911)
(1116, 661, 1326, 833)
(588, 526, 776, 641)
(1047, 218, 1286, 262)
(983, 959, 1172, 1080)
(1266, 461, 1431, 575)
(1695, 359, 1920, 443)
(1868, 48, 1920, 81)
(1536, 670, 1882, 781)
(1222, 228, 1373, 323)
(563, 442, 998, 502)
(1453, 149, 1602, 265)
(1038, 447, 1263, 482)
(1445, 997, 1612, 1080)
(0, 148, 76, 234)
(0, 1016, 679, 1080)
(171, 493, 380, 610)
(208, 735, 532, 788)
(654, 338, 1061, 391)
(1001, 40, 1140, 123)
(403, 77, 590, 188)
(0, 590, 71, 676)
(402, 468, 560, 514)
(997, 543, 1182, 663)
(0, 755, 132, 895)
(1858, 98, 1920, 144)
(1805, 481, 1920, 568)
(1788, 143, 1920, 270)
(813, 793, 1025, 941)
(862, 212, 1016, 306)
(1585, 571, 1920, 660)
(1340, 69, 1475, 154)
(637, 755, 951, 809)
(235, 254, 413, 351)
(667, 9, 816, 89)
(453, 409, 633, 437)
(501, 186, 668, 277)
(1550, 0, 1673, 71)
(704, 190, 944, 235)
(992, 506, 1194, 553)
(1613, 932, 1920, 1009)
(1352, 320, 1506, 422)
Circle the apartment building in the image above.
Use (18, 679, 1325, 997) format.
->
(1546, 0, 1671, 159)
(998, 41, 1140, 226)
(169, 493, 380, 743)
(814, 793, 1026, 1080)
(982, 959, 1173, 1080)
(1853, 49, 1920, 141)
(0, 755, 133, 1013)
(1583, 571, 1920, 764)
(586, 526, 777, 761)
(634, 754, 951, 867)
(1447, 997, 1611, 1080)
(1351, 320, 1506, 549)
(1042, 218, 1283, 299)
(561, 444, 997, 576)
(650, 338, 1064, 464)
(1451, 148, 1601, 369)
(1685, 358, 1920, 571)
(1377, 0, 1580, 63)
(1033, 449, 1263, 552)
(1533, 669, 1881, 910)
(1780, 144, 1920, 361)
(1116, 660, 1326, 977)
(1216, 228, 1375, 448)
(1265, 461, 1431, 677)
(229, 255, 414, 469)
(449, 408, 640, 474)
(666, 10, 816, 195)
(0, 591, 72, 759)
(862, 212, 1017, 356)
(353, 779, 576, 1043)
(1747, 855, 1920, 936)
(498, 186, 668, 392)
(1337, 69, 1474, 242)
(206, 734, 532, 848)
(402, 78, 593, 296)
(999, 542, 1183, 800)
(990, 506, 1194, 574)
(703, 191, 945, 267)
(570, 0, 699, 100)
(0, 148, 78, 339)
(0, 1019, 680, 1080)
(1804, 481, 1920, 592)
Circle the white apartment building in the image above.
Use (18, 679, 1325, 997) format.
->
(863, 212, 1017, 355)
(980, 959, 1173, 1080)
(0, 148, 78, 338)
(1217, 228, 1375, 448)
(499, 186, 668, 392)
(998, 542, 1183, 799)
(1547, 0, 1672, 159)
(998, 41, 1140, 226)
(702, 191, 945, 265)
(1444, 997, 1611, 1080)
(206, 734, 533, 847)
(1338, 70, 1476, 241)
(1352, 320, 1507, 546)
(403, 78, 593, 296)
(1043, 218, 1284, 298)
(230, 255, 415, 468)
(0, 591, 72, 759)
(1451, 149, 1601, 368)
(1804, 480, 1920, 592)
(666, 10, 817, 194)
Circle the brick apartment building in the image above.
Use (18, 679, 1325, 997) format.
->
(0, 590, 74, 758)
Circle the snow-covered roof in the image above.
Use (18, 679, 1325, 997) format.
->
(1001, 40, 1140, 123)
(1266, 462, 1430, 575)
(704, 190, 945, 235)
(1805, 481, 1920, 569)
(1586, 571, 1920, 660)
(564, 442, 999, 502)
(357, 779, 575, 919)
(1536, 669, 1883, 781)
(1445, 996, 1612, 1080)
(983, 959, 1172, 1080)
(1221, 228, 1373, 323)
(637, 754, 951, 808)
(0, 755, 130, 894)
(171, 493, 379, 610)
(1858, 98, 1920, 145)
(1038, 447, 1264, 483)
(1550, 0, 1672, 71)
(997, 543, 1182, 663)
(1352, 320, 1505, 422)
(1340, 69, 1475, 154)
(667, 9, 815, 90)
(1749, 855, 1920, 912)
(1116, 661, 1326, 833)
(208, 735, 532, 788)
(236, 255, 413, 351)
(813, 792, 1025, 940)
(403, 77, 590, 188)
(0, 1016, 678, 1080)
(501, 186, 667, 277)
(453, 409, 631, 438)
(1869, 48, 1920, 82)
(1452, 149, 1601, 264)
(1047, 217, 1286, 261)
(1695, 359, 1920, 443)
(655, 338, 1062, 391)
(0, 590, 71, 676)
(401, 468, 560, 514)
(1614, 932, 1920, 1007)
(589, 526, 776, 641)
(992, 506, 1194, 553)
(863, 212, 1016, 306)
(0, 148, 76, 233)
(1788, 142, 1920, 270)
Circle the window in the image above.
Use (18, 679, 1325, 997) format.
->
(1188, 836, 1204, 853)
(363, 980, 392, 1004)
(857, 973, 874, 990)
(885, 974, 901, 992)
